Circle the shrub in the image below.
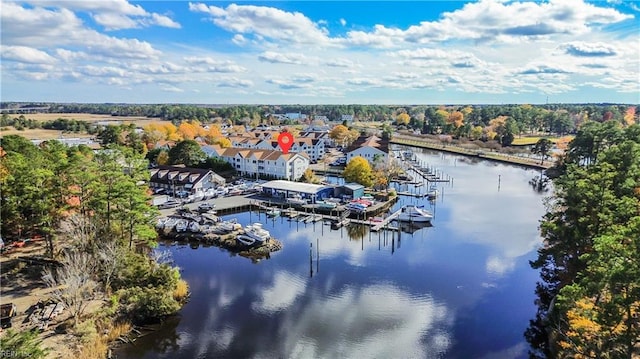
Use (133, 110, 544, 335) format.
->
(0, 328, 49, 359)
(173, 279, 189, 302)
(119, 287, 180, 324)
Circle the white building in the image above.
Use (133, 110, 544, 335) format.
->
(207, 146, 310, 180)
(341, 114, 354, 123)
(345, 135, 389, 164)
(222, 131, 326, 163)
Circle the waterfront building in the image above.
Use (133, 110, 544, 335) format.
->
(149, 165, 225, 195)
(345, 135, 389, 165)
(206, 146, 310, 180)
(261, 180, 333, 202)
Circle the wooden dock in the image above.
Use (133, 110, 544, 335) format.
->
(365, 208, 402, 231)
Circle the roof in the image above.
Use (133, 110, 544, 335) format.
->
(262, 180, 331, 194)
(343, 182, 365, 190)
(150, 165, 216, 186)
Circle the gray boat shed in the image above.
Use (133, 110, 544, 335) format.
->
(261, 180, 334, 203)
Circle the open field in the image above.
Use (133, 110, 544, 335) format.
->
(6, 113, 165, 126)
(0, 128, 94, 140)
(511, 135, 574, 146)
(1, 113, 169, 140)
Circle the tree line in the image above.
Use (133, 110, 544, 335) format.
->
(526, 121, 640, 358)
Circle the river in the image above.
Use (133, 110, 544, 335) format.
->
(116, 147, 548, 359)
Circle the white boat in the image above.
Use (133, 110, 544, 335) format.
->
(243, 223, 270, 243)
(266, 208, 281, 217)
(397, 205, 433, 223)
(175, 219, 188, 232)
(287, 194, 308, 205)
(217, 219, 240, 233)
(188, 221, 200, 233)
(236, 234, 256, 246)
(316, 200, 337, 209)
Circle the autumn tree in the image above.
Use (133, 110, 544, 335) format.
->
(301, 168, 319, 184)
(396, 113, 410, 126)
(329, 124, 349, 145)
(343, 156, 373, 187)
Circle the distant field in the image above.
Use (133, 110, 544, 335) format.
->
(0, 128, 93, 140)
(1, 113, 167, 140)
(511, 136, 574, 146)
(8, 113, 164, 126)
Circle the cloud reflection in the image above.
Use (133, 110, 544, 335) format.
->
(276, 283, 451, 359)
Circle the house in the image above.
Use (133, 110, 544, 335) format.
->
(341, 115, 354, 123)
(345, 135, 389, 165)
(207, 146, 310, 180)
(149, 165, 225, 196)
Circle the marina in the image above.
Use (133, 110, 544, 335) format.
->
(117, 145, 548, 359)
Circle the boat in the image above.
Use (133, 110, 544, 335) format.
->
(236, 234, 256, 247)
(188, 221, 200, 233)
(346, 202, 368, 213)
(266, 208, 281, 217)
(175, 219, 188, 232)
(316, 200, 337, 209)
(427, 185, 439, 199)
(287, 197, 307, 205)
(399, 221, 433, 234)
(397, 205, 433, 223)
(243, 223, 270, 243)
(217, 219, 240, 233)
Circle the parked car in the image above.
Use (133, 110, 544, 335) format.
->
(158, 200, 180, 209)
(175, 190, 190, 198)
(153, 188, 166, 195)
(197, 203, 216, 212)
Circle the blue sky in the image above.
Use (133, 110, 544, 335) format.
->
(1, 0, 639, 104)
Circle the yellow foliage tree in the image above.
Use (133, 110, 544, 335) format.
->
(470, 126, 484, 140)
(623, 107, 636, 126)
(343, 156, 373, 187)
(178, 122, 201, 140)
(329, 125, 349, 142)
(396, 113, 410, 125)
(157, 151, 169, 165)
(448, 111, 464, 128)
(212, 137, 231, 148)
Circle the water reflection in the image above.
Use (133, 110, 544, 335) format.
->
(273, 283, 451, 359)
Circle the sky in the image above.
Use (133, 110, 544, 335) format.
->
(1, 0, 639, 105)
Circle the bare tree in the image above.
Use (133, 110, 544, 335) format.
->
(42, 250, 98, 326)
(96, 239, 121, 293)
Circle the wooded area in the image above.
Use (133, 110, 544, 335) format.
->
(526, 122, 640, 358)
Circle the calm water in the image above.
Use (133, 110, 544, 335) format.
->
(117, 148, 547, 359)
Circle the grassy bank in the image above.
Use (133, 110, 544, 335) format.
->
(391, 136, 551, 169)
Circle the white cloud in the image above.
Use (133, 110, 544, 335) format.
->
(2, 3, 161, 59)
(339, 18, 347, 26)
(28, 0, 180, 30)
(1, 46, 56, 64)
(216, 78, 253, 88)
(561, 41, 619, 57)
(190, 2, 330, 45)
(258, 51, 309, 65)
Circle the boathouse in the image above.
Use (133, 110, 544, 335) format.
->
(338, 183, 365, 200)
(261, 180, 333, 203)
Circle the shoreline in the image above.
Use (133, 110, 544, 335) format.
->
(391, 136, 552, 170)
